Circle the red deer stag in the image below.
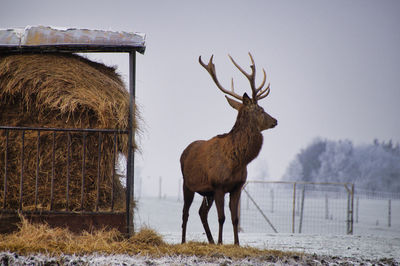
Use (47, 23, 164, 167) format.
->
(180, 53, 277, 245)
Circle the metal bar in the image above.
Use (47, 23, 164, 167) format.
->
(35, 131, 40, 209)
(50, 131, 56, 210)
(66, 132, 71, 211)
(81, 132, 87, 211)
(243, 188, 278, 233)
(0, 45, 145, 54)
(0, 209, 127, 215)
(349, 184, 354, 234)
(299, 185, 305, 233)
(325, 194, 329, 219)
(19, 130, 25, 210)
(247, 180, 354, 187)
(3, 130, 8, 209)
(388, 199, 391, 227)
(96, 132, 102, 212)
(125, 51, 136, 235)
(292, 182, 296, 234)
(111, 133, 117, 211)
(0, 126, 128, 134)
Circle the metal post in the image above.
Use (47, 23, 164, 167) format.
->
(388, 199, 391, 227)
(96, 132, 102, 211)
(3, 130, 8, 209)
(111, 133, 117, 211)
(158, 176, 162, 199)
(299, 185, 305, 233)
(345, 184, 354, 235)
(35, 131, 40, 209)
(325, 194, 329, 219)
(66, 132, 71, 211)
(81, 132, 87, 211)
(292, 182, 296, 233)
(50, 131, 56, 210)
(126, 51, 136, 236)
(19, 130, 25, 210)
(350, 184, 354, 234)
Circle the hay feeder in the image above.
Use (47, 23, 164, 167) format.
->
(0, 26, 146, 236)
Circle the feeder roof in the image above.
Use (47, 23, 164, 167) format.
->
(0, 25, 146, 54)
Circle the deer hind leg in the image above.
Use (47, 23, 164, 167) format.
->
(198, 195, 215, 244)
(229, 187, 242, 245)
(214, 189, 225, 244)
(181, 184, 194, 244)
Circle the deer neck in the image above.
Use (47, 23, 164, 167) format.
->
(228, 114, 263, 166)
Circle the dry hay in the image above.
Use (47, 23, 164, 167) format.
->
(0, 216, 302, 262)
(0, 53, 138, 211)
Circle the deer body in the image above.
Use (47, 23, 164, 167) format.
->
(181, 53, 277, 245)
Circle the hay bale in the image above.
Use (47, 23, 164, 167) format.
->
(0, 53, 137, 211)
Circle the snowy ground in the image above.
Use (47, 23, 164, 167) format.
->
(2, 251, 397, 265)
(135, 196, 400, 262)
(2, 196, 399, 265)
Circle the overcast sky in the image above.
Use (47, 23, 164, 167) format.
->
(1, 0, 399, 197)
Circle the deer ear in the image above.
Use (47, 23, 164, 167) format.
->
(242, 93, 252, 105)
(225, 96, 242, 110)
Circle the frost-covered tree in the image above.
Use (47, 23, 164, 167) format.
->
(315, 140, 356, 183)
(353, 143, 400, 192)
(283, 138, 400, 192)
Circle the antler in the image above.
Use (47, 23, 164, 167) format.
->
(199, 53, 270, 103)
(199, 55, 243, 101)
(228, 52, 270, 102)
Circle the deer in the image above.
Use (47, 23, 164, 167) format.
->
(180, 53, 277, 245)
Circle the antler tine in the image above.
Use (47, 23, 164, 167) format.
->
(199, 55, 243, 101)
(229, 53, 261, 100)
(256, 82, 270, 100)
(256, 68, 267, 93)
(228, 54, 253, 82)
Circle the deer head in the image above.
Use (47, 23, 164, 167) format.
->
(199, 52, 277, 131)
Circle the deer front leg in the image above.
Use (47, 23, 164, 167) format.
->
(229, 187, 242, 245)
(214, 189, 225, 244)
(198, 195, 215, 244)
(181, 185, 194, 244)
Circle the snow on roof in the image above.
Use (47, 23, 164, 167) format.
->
(0, 25, 146, 53)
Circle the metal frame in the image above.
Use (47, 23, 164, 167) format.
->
(241, 180, 354, 235)
(0, 36, 144, 236)
(1, 127, 127, 208)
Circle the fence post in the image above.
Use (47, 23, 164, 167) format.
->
(388, 199, 391, 227)
(80, 132, 87, 211)
(35, 131, 40, 210)
(19, 130, 25, 211)
(325, 194, 329, 219)
(50, 131, 56, 211)
(3, 129, 8, 209)
(351, 184, 354, 234)
(345, 184, 354, 235)
(299, 185, 305, 233)
(292, 182, 297, 234)
(158, 176, 162, 199)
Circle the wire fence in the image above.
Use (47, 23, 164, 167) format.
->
(239, 181, 354, 235)
(353, 188, 399, 235)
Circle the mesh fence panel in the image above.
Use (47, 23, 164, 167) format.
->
(240, 181, 353, 234)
